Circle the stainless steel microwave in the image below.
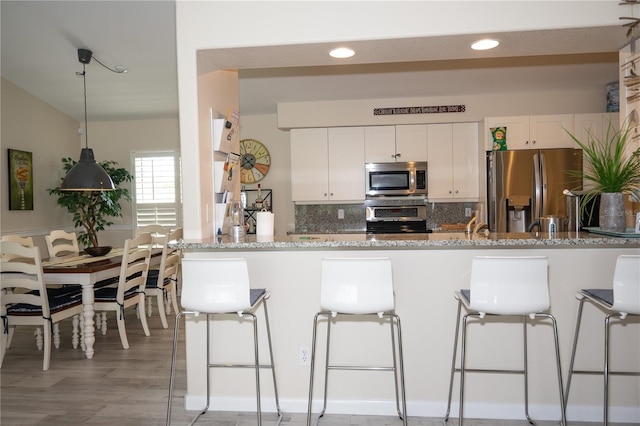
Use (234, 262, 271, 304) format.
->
(365, 161, 427, 197)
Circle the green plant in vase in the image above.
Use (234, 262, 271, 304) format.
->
(48, 157, 133, 249)
(566, 121, 640, 232)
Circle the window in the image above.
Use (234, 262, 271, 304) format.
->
(132, 151, 182, 229)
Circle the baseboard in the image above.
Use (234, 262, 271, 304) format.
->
(184, 395, 640, 423)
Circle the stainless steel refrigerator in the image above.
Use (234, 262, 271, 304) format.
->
(487, 148, 583, 232)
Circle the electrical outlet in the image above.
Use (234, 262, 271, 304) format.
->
(338, 209, 345, 219)
(299, 346, 311, 367)
(465, 207, 472, 217)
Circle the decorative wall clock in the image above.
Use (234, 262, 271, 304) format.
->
(239, 139, 271, 184)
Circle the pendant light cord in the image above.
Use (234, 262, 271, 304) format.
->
(76, 63, 89, 150)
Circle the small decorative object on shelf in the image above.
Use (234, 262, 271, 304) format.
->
(255, 184, 263, 210)
(244, 188, 272, 234)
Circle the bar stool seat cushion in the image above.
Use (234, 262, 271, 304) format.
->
(583, 289, 613, 306)
(249, 288, 266, 306)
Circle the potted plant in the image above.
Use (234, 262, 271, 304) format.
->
(48, 157, 133, 251)
(567, 121, 640, 232)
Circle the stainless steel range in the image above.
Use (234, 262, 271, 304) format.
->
(365, 197, 431, 234)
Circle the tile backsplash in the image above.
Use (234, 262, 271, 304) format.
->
(294, 202, 479, 233)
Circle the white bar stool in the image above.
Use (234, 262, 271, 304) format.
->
(306, 257, 407, 426)
(443, 256, 566, 426)
(565, 255, 640, 425)
(166, 258, 282, 426)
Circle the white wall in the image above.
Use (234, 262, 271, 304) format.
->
(278, 88, 612, 129)
(1, 78, 79, 253)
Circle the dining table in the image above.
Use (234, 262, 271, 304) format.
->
(42, 248, 161, 359)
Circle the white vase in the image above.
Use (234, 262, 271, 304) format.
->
(599, 193, 626, 232)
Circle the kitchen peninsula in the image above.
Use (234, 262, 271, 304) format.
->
(174, 232, 639, 424)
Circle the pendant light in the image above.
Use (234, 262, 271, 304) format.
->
(60, 48, 115, 191)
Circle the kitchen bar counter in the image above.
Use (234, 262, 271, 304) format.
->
(173, 231, 640, 250)
(177, 232, 639, 423)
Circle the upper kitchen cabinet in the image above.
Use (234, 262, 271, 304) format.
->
(364, 125, 427, 163)
(573, 112, 620, 145)
(395, 125, 428, 162)
(427, 122, 479, 201)
(484, 114, 575, 150)
(291, 127, 365, 203)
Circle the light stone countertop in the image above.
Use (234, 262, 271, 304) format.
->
(172, 231, 640, 251)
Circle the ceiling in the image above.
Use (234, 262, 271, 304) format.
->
(1, 1, 633, 122)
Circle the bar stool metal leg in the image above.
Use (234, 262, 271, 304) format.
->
(307, 311, 407, 426)
(167, 303, 282, 426)
(444, 301, 463, 422)
(445, 310, 566, 426)
(262, 297, 283, 421)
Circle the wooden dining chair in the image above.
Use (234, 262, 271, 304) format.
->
(135, 224, 168, 246)
(144, 228, 182, 328)
(45, 230, 79, 257)
(0, 241, 84, 370)
(93, 233, 152, 349)
(1, 234, 34, 259)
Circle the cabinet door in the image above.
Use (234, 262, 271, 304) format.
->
(427, 123, 454, 199)
(364, 126, 396, 163)
(290, 128, 329, 201)
(529, 114, 574, 149)
(328, 127, 365, 201)
(485, 116, 530, 150)
(452, 122, 479, 199)
(396, 124, 427, 162)
(573, 113, 604, 147)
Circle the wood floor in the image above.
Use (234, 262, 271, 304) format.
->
(0, 305, 632, 426)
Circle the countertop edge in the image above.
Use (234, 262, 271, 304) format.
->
(171, 233, 640, 251)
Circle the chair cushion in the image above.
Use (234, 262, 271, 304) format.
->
(145, 269, 160, 287)
(94, 286, 140, 302)
(93, 276, 119, 289)
(250, 288, 266, 307)
(44, 287, 82, 299)
(583, 289, 613, 307)
(6, 294, 82, 316)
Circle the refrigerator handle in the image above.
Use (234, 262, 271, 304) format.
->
(539, 152, 548, 216)
(533, 153, 542, 219)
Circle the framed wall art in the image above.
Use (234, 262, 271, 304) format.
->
(8, 149, 33, 210)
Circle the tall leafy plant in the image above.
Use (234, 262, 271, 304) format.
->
(48, 157, 133, 248)
(566, 122, 640, 213)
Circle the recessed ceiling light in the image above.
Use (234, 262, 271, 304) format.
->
(471, 39, 500, 51)
(329, 47, 355, 59)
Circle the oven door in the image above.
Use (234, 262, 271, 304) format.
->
(365, 205, 430, 233)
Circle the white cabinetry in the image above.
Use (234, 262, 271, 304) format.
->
(485, 114, 575, 150)
(395, 125, 428, 162)
(427, 122, 479, 201)
(573, 112, 620, 144)
(364, 126, 396, 162)
(291, 127, 365, 203)
(364, 125, 427, 162)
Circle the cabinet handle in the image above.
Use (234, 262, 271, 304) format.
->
(324, 193, 327, 197)
(455, 190, 459, 194)
(449, 190, 453, 194)
(532, 140, 536, 145)
(396, 153, 401, 158)
(525, 140, 529, 145)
